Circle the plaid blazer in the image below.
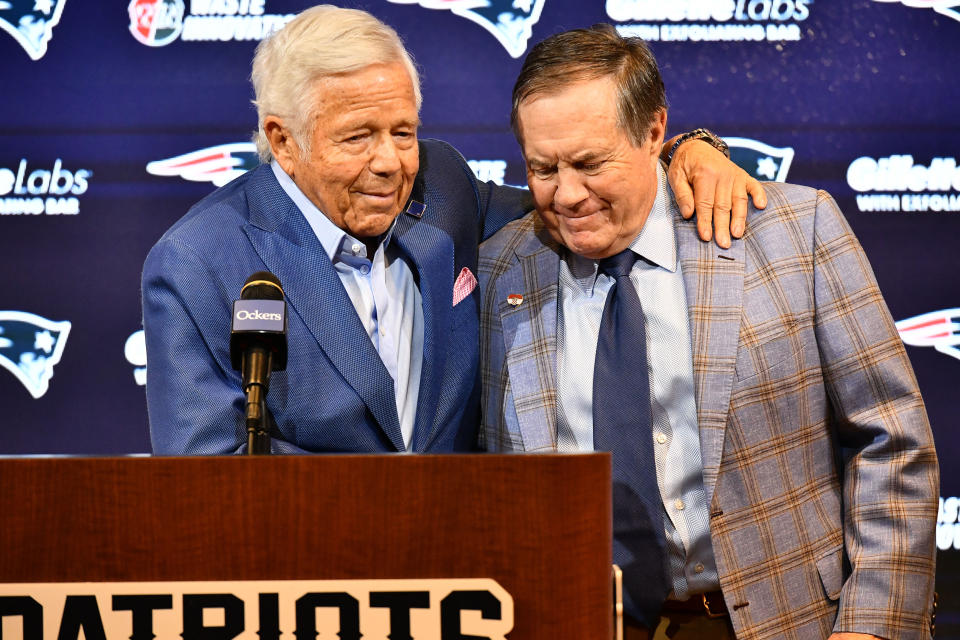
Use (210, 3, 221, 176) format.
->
(478, 182, 938, 639)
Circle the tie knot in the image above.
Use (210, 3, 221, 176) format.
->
(598, 249, 637, 279)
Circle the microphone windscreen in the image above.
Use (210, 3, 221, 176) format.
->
(241, 271, 283, 301)
(231, 271, 288, 372)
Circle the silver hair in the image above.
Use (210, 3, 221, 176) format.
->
(250, 5, 422, 163)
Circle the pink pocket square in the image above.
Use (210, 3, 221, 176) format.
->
(453, 266, 478, 306)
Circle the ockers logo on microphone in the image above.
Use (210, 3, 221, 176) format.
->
(128, 0, 295, 47)
(236, 309, 282, 321)
(609, 0, 813, 42)
(847, 155, 960, 212)
(0, 159, 92, 216)
(233, 299, 285, 332)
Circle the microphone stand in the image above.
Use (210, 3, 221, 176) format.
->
(243, 346, 272, 455)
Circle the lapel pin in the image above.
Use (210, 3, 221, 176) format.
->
(405, 200, 426, 218)
(507, 294, 524, 306)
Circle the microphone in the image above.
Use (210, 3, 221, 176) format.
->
(230, 271, 287, 454)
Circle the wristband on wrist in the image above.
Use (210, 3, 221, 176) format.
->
(665, 128, 730, 165)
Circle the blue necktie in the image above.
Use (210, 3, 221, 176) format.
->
(592, 249, 670, 630)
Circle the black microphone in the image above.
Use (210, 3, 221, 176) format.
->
(230, 271, 287, 454)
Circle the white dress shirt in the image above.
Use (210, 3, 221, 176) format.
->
(555, 163, 720, 599)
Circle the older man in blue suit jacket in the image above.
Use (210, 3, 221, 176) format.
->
(142, 5, 763, 455)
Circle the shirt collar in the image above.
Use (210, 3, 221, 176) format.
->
(270, 160, 396, 264)
(629, 162, 678, 273)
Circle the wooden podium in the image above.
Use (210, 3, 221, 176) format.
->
(0, 454, 612, 639)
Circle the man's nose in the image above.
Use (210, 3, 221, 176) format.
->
(369, 135, 402, 175)
(553, 169, 588, 209)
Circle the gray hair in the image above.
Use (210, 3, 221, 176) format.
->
(251, 5, 422, 163)
(511, 24, 666, 147)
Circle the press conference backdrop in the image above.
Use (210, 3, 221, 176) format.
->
(1, 0, 957, 628)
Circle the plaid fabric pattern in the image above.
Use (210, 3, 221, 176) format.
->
(477, 182, 938, 639)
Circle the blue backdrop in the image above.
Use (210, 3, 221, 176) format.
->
(1, 0, 958, 632)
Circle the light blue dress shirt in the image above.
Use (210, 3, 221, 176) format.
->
(271, 162, 424, 449)
(555, 163, 720, 599)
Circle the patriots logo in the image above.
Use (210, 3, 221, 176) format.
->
(387, 0, 546, 58)
(871, 0, 960, 23)
(724, 137, 795, 182)
(0, 0, 68, 61)
(0, 310, 71, 398)
(146, 143, 260, 187)
(125, 329, 146, 386)
(896, 308, 960, 362)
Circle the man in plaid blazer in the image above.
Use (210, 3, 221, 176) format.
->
(479, 26, 938, 639)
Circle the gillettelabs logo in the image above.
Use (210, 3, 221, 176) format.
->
(725, 137, 794, 182)
(0, 0, 67, 60)
(847, 155, 960, 212)
(386, 0, 546, 58)
(0, 158, 92, 216)
(896, 309, 960, 361)
(146, 143, 259, 187)
(871, 0, 960, 23)
(0, 310, 70, 398)
(609, 0, 813, 42)
(128, 0, 294, 46)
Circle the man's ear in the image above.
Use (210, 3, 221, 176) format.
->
(263, 116, 299, 176)
(648, 109, 668, 158)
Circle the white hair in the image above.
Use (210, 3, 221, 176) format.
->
(251, 5, 422, 163)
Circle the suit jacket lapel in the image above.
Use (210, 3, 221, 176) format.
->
(391, 205, 454, 452)
(242, 167, 404, 450)
(675, 216, 745, 506)
(496, 223, 561, 451)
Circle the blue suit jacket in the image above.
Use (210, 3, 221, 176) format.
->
(143, 139, 530, 454)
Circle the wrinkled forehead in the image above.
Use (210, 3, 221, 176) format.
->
(306, 62, 421, 126)
(516, 77, 620, 139)
(308, 55, 422, 111)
